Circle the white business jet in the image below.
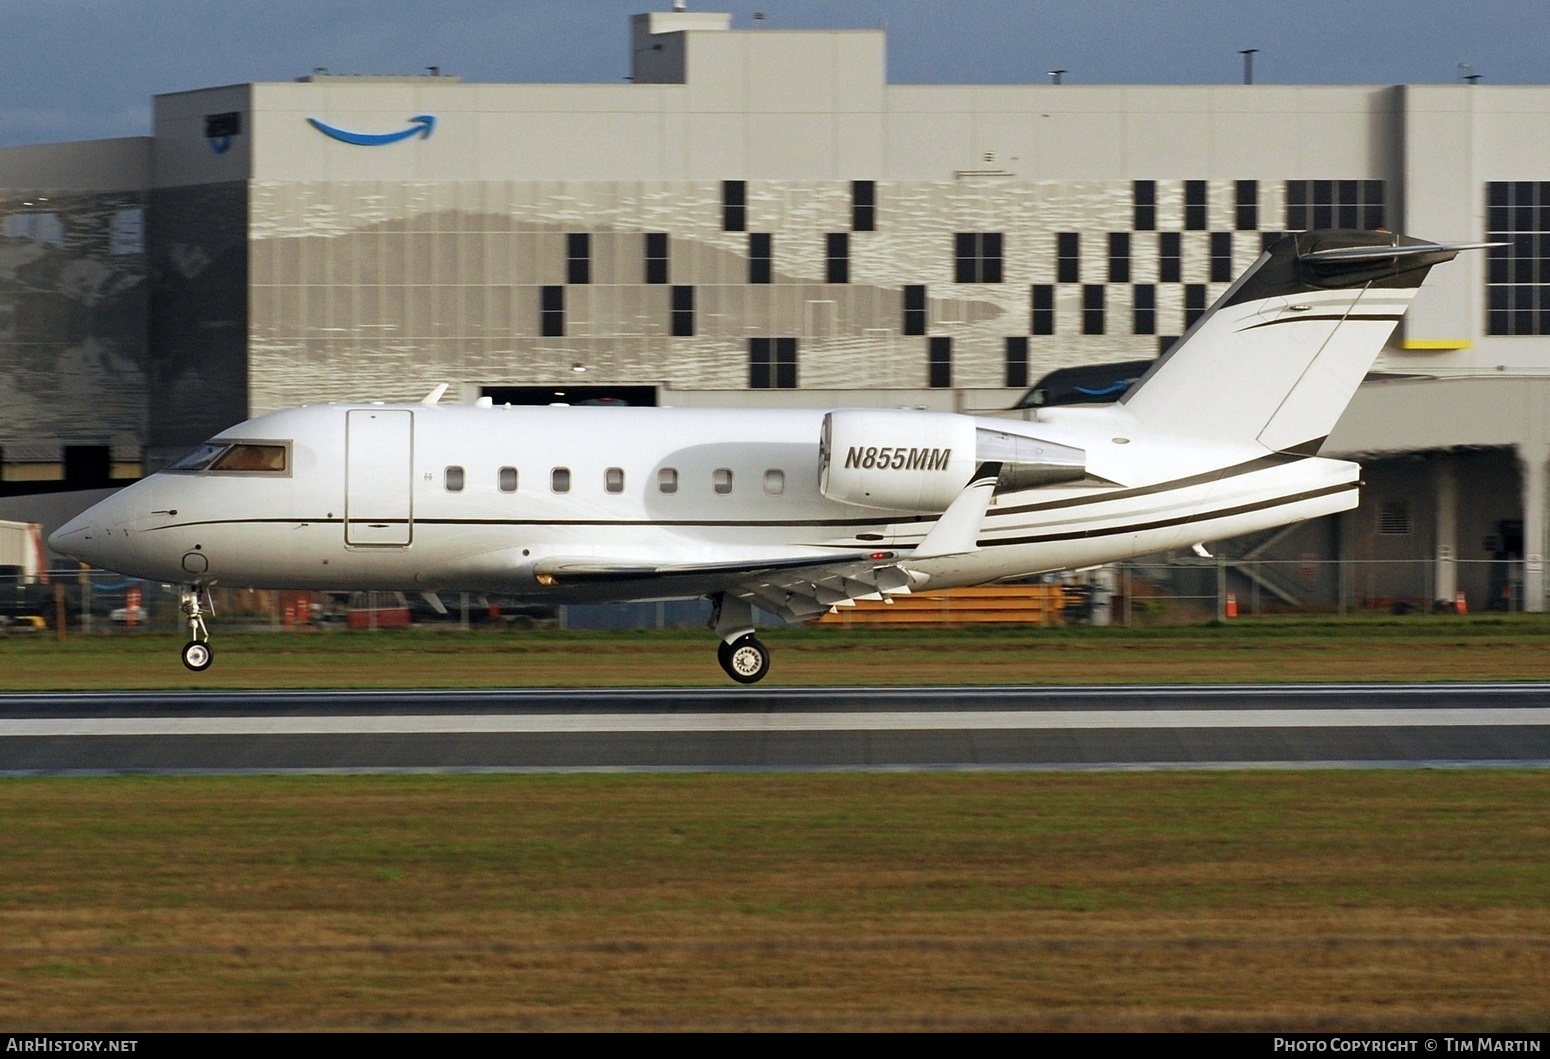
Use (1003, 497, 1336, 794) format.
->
(50, 230, 1486, 682)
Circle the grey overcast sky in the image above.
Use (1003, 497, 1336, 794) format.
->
(3, 0, 1548, 148)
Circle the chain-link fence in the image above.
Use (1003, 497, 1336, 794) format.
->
(0, 558, 1536, 636)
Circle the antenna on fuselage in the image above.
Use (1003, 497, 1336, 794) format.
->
(420, 383, 449, 406)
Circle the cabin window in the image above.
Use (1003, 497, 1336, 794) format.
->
(763, 469, 785, 496)
(498, 466, 518, 492)
(605, 467, 625, 493)
(658, 468, 678, 494)
(551, 467, 571, 493)
(208, 443, 287, 473)
(713, 468, 734, 495)
(444, 465, 465, 492)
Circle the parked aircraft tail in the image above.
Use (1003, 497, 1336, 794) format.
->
(1119, 230, 1492, 453)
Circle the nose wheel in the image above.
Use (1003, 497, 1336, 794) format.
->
(179, 583, 214, 672)
(717, 633, 770, 684)
(181, 639, 214, 672)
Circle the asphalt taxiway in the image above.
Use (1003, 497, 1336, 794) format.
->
(2, 682, 1548, 773)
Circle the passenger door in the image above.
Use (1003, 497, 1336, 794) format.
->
(345, 409, 413, 545)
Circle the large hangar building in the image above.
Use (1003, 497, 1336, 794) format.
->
(4, 8, 1550, 608)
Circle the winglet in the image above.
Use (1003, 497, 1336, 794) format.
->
(420, 383, 449, 406)
(912, 463, 1000, 558)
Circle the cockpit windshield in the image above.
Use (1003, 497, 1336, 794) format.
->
(165, 441, 289, 474)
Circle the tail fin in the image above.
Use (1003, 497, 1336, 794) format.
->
(1120, 230, 1488, 453)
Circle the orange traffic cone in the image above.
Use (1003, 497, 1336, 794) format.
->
(1225, 592, 1238, 618)
(1455, 590, 1467, 615)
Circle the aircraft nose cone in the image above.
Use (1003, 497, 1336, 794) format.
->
(47, 516, 94, 560)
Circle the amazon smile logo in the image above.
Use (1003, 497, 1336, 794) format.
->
(307, 114, 436, 145)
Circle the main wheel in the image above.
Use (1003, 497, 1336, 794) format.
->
(718, 634, 770, 684)
(181, 640, 214, 672)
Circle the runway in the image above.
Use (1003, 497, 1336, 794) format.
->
(2, 682, 1549, 773)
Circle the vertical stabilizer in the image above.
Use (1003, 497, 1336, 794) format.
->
(1119, 231, 1484, 452)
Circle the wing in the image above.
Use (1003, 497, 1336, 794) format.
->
(533, 551, 927, 621)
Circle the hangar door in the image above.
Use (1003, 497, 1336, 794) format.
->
(345, 409, 413, 545)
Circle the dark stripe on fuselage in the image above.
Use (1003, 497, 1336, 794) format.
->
(985, 451, 1310, 519)
(978, 482, 1357, 549)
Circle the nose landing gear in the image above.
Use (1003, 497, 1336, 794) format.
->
(179, 583, 214, 672)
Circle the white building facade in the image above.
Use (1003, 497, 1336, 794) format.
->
(3, 10, 1549, 606)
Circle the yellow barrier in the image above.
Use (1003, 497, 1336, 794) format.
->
(812, 584, 1068, 627)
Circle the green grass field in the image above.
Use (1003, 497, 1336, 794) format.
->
(5, 613, 1550, 689)
(1, 772, 1547, 1031)
(2, 619, 1548, 1029)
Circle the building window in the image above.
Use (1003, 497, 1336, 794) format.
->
(1133, 284, 1156, 335)
(955, 233, 1003, 283)
(605, 467, 625, 494)
(723, 180, 746, 231)
(671, 285, 695, 336)
(852, 180, 876, 232)
(763, 469, 786, 496)
(928, 337, 952, 388)
(1005, 337, 1029, 389)
(1057, 233, 1080, 283)
(1159, 233, 1182, 283)
(750, 337, 797, 388)
(1134, 180, 1156, 231)
(1108, 233, 1130, 283)
(1031, 285, 1054, 335)
(1185, 284, 1207, 328)
(1185, 181, 1208, 230)
(826, 233, 849, 284)
(1235, 180, 1258, 231)
(566, 233, 590, 284)
(749, 232, 772, 284)
(1210, 232, 1234, 282)
(658, 468, 679, 493)
(444, 466, 465, 492)
(713, 468, 734, 495)
(903, 285, 927, 335)
(645, 232, 669, 284)
(498, 466, 518, 493)
(1286, 179, 1385, 230)
(1487, 181, 1550, 335)
(1082, 285, 1105, 335)
(540, 286, 564, 337)
(551, 467, 571, 493)
(1378, 500, 1411, 536)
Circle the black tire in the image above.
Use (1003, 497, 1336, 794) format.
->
(718, 634, 770, 684)
(181, 640, 214, 672)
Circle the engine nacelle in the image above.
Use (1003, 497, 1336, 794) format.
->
(820, 410, 979, 512)
(819, 410, 1086, 512)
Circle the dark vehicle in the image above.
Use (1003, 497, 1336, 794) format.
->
(1012, 359, 1155, 409)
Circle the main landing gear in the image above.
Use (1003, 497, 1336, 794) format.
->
(711, 592, 770, 684)
(179, 583, 214, 672)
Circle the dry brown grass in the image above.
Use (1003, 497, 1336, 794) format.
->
(0, 772, 1546, 1030)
